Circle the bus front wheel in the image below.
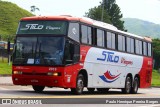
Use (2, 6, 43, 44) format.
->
(122, 76, 132, 94)
(32, 85, 45, 93)
(71, 74, 84, 95)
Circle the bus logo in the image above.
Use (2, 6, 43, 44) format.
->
(20, 24, 44, 30)
(97, 51, 119, 63)
(99, 71, 121, 83)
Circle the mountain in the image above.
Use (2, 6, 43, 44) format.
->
(0, 1, 33, 40)
(123, 18, 160, 38)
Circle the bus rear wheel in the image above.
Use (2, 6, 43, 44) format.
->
(32, 85, 45, 93)
(131, 77, 139, 94)
(71, 74, 84, 95)
(122, 76, 132, 94)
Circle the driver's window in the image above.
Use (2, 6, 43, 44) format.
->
(65, 39, 80, 65)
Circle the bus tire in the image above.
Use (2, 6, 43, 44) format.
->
(131, 77, 139, 94)
(87, 88, 95, 93)
(71, 74, 84, 95)
(32, 85, 45, 93)
(97, 88, 109, 93)
(122, 76, 132, 94)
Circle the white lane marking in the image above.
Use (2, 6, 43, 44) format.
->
(0, 87, 10, 90)
(139, 105, 160, 107)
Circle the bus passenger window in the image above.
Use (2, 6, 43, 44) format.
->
(97, 29, 104, 47)
(139, 41, 142, 55)
(107, 32, 112, 48)
(148, 43, 152, 56)
(143, 42, 147, 56)
(111, 33, 116, 49)
(81, 25, 87, 44)
(131, 38, 135, 53)
(135, 40, 140, 54)
(127, 37, 131, 52)
(118, 35, 125, 51)
(81, 25, 92, 45)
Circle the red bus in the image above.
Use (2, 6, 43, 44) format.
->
(12, 16, 152, 94)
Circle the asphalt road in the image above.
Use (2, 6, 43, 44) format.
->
(0, 86, 160, 107)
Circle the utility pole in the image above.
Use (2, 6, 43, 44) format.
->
(101, 0, 104, 21)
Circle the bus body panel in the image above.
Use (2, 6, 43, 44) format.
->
(83, 47, 151, 88)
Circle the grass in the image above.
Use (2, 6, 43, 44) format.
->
(0, 1, 33, 41)
(0, 62, 12, 75)
(151, 69, 160, 86)
(0, 57, 12, 75)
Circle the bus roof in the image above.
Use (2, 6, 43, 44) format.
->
(21, 15, 152, 42)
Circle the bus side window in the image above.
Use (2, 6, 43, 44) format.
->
(118, 35, 126, 51)
(143, 42, 147, 56)
(68, 23, 79, 42)
(64, 40, 80, 65)
(81, 25, 92, 45)
(148, 43, 152, 56)
(97, 29, 104, 47)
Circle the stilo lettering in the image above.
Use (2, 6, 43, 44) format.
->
(97, 51, 119, 63)
(21, 24, 44, 30)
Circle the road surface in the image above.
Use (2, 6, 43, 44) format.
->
(0, 85, 160, 107)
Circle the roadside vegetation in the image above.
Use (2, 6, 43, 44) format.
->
(0, 57, 12, 75)
(152, 69, 160, 86)
(0, 1, 33, 41)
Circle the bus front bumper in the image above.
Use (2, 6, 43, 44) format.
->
(12, 75, 65, 87)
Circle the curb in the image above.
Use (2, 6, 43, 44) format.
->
(0, 83, 13, 86)
(151, 86, 160, 88)
(0, 75, 11, 77)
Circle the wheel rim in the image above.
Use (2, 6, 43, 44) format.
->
(77, 79, 84, 93)
(126, 77, 131, 93)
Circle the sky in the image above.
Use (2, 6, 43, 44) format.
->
(2, 0, 160, 24)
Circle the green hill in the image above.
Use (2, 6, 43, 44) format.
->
(123, 18, 160, 38)
(0, 1, 33, 40)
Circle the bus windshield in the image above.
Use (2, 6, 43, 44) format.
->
(13, 36, 64, 65)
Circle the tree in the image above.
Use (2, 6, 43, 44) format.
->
(104, 0, 126, 31)
(85, 5, 111, 24)
(85, 6, 111, 24)
(30, 5, 40, 15)
(152, 38, 160, 69)
(85, 0, 126, 31)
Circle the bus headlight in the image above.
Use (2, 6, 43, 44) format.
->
(13, 71, 23, 74)
(47, 72, 61, 76)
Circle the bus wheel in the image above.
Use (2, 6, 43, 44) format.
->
(131, 77, 139, 94)
(122, 76, 132, 94)
(71, 74, 84, 95)
(32, 85, 45, 93)
(87, 88, 95, 93)
(97, 88, 109, 93)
